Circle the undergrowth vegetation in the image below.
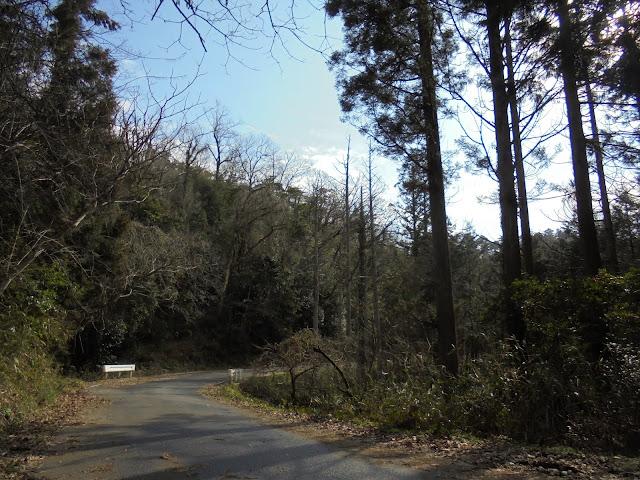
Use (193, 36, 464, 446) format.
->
(243, 270, 640, 453)
(0, 361, 75, 434)
(0, 264, 73, 432)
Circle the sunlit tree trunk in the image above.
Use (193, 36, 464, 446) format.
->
(505, 20, 534, 278)
(556, 0, 602, 276)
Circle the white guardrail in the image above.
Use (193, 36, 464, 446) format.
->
(101, 364, 135, 378)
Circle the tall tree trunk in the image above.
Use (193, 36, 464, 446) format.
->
(410, 188, 420, 257)
(416, 2, 458, 376)
(344, 138, 352, 336)
(368, 145, 381, 361)
(485, 1, 525, 342)
(357, 187, 368, 367)
(557, 0, 602, 275)
(337, 287, 344, 339)
(505, 20, 534, 278)
(585, 79, 618, 270)
(313, 193, 320, 334)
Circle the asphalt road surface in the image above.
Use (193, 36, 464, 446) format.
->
(39, 371, 438, 480)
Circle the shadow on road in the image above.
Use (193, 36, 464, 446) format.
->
(39, 372, 474, 479)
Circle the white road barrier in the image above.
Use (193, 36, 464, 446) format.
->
(102, 364, 136, 378)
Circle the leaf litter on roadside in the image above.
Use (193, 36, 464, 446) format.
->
(0, 388, 108, 480)
(204, 383, 640, 480)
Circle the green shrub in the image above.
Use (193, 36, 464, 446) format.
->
(0, 262, 72, 430)
(508, 269, 640, 449)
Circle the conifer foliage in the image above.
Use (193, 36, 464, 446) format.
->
(326, 0, 459, 376)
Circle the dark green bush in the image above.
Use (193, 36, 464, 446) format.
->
(0, 262, 72, 430)
(507, 269, 640, 449)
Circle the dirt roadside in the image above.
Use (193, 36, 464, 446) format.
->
(0, 373, 194, 480)
(201, 384, 640, 480)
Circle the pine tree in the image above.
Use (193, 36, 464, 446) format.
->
(326, 0, 458, 375)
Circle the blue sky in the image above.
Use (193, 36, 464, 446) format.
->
(98, 0, 573, 240)
(103, 1, 362, 151)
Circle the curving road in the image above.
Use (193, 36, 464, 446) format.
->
(39, 371, 437, 480)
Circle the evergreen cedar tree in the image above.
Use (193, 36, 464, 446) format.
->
(325, 0, 459, 375)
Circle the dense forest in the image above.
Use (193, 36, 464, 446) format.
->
(1, 0, 639, 452)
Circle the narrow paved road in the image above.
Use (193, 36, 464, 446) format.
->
(40, 371, 437, 480)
